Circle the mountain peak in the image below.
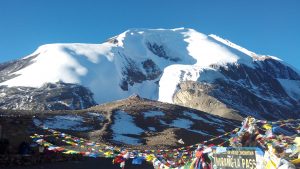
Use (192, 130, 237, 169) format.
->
(1, 28, 300, 120)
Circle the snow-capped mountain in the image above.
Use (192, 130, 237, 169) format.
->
(0, 28, 299, 120)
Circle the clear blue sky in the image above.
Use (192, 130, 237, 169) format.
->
(0, 0, 300, 69)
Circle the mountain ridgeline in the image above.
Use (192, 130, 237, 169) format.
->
(0, 28, 299, 120)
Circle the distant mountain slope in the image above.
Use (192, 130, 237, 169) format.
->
(0, 82, 96, 110)
(0, 28, 299, 119)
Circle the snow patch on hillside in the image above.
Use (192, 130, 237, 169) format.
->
(111, 110, 144, 145)
(143, 111, 165, 118)
(183, 111, 224, 126)
(33, 115, 92, 131)
(170, 118, 193, 129)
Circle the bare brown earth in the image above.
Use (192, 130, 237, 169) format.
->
(174, 81, 244, 120)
